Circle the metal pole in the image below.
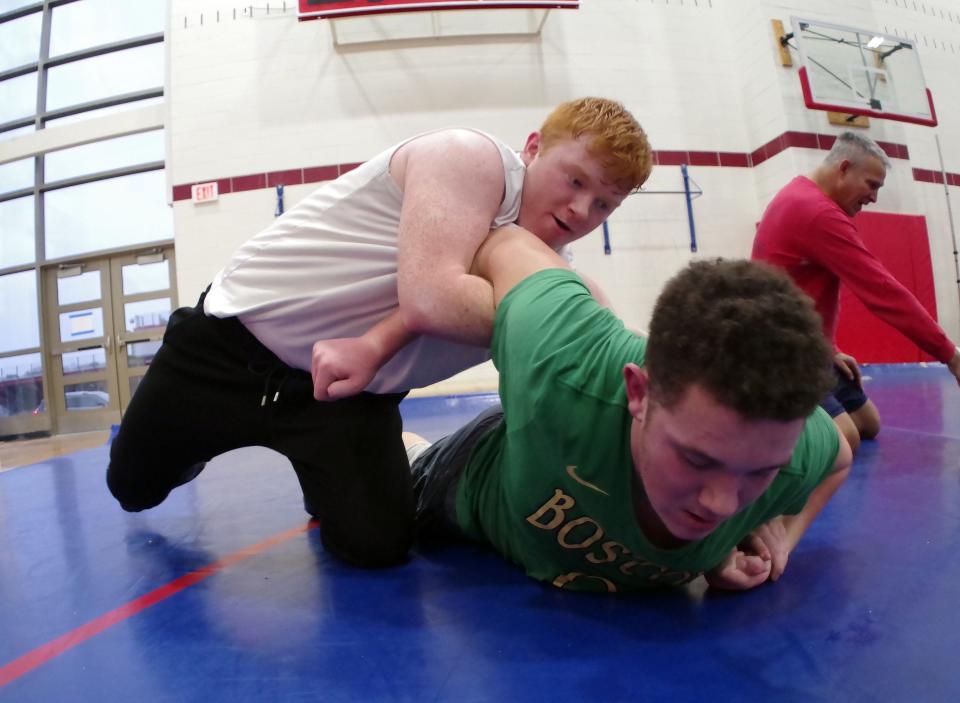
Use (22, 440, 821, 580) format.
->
(855, 31, 879, 108)
(681, 164, 698, 252)
(934, 134, 960, 318)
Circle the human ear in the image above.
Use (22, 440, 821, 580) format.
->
(623, 363, 648, 420)
(521, 132, 541, 163)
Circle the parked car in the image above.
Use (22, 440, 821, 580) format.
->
(33, 390, 110, 415)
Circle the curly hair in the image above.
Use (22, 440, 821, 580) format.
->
(645, 258, 834, 421)
(539, 97, 653, 193)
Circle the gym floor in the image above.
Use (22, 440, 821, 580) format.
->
(1, 365, 957, 702)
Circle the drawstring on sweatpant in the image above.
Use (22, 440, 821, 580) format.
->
(248, 362, 291, 409)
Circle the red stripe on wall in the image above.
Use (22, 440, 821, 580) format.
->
(656, 150, 688, 166)
(688, 151, 720, 166)
(784, 131, 819, 149)
(751, 144, 769, 167)
(763, 134, 787, 158)
(172, 183, 192, 201)
(170, 131, 956, 201)
(303, 165, 339, 182)
(232, 173, 267, 192)
(0, 521, 319, 689)
(267, 168, 304, 187)
(718, 152, 750, 167)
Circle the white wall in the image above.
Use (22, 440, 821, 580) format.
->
(166, 0, 960, 393)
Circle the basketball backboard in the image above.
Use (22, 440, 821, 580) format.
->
(790, 16, 937, 127)
(296, 0, 579, 44)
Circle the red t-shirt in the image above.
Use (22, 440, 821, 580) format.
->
(752, 176, 954, 363)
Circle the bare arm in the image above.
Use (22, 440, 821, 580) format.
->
(470, 225, 572, 304)
(778, 426, 853, 556)
(394, 130, 506, 346)
(312, 226, 577, 399)
(310, 309, 415, 400)
(311, 131, 511, 399)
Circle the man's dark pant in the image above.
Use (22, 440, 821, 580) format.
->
(106, 292, 414, 568)
(819, 364, 869, 418)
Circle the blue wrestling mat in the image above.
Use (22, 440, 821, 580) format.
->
(0, 366, 957, 702)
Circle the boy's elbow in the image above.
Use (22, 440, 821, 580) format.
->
(398, 280, 459, 336)
(398, 297, 434, 336)
(398, 266, 478, 336)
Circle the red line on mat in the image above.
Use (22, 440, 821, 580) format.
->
(0, 521, 319, 689)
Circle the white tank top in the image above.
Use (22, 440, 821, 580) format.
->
(204, 130, 525, 393)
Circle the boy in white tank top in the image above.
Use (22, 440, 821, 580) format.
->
(107, 98, 653, 568)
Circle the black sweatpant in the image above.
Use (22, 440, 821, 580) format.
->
(106, 292, 414, 568)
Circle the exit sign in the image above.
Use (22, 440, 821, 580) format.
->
(191, 182, 219, 203)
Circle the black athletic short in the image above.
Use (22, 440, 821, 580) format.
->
(410, 404, 503, 541)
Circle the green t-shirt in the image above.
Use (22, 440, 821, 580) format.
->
(455, 269, 840, 593)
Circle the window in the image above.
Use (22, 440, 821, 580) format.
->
(0, 269, 39, 353)
(0, 155, 33, 194)
(46, 43, 163, 112)
(0, 9, 41, 71)
(0, 1, 40, 14)
(49, 0, 165, 57)
(0, 70, 38, 124)
(0, 195, 35, 268)
(56, 269, 101, 305)
(0, 2, 170, 426)
(0, 351, 43, 418)
(44, 170, 172, 259)
(45, 130, 163, 182)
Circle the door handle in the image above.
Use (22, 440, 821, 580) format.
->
(104, 335, 112, 352)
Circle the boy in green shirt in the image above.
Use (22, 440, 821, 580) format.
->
(407, 227, 851, 592)
(316, 226, 852, 592)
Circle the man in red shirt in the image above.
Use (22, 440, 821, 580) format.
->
(753, 131, 960, 453)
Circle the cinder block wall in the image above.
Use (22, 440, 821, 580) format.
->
(166, 0, 960, 392)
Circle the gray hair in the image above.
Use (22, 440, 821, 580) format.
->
(824, 131, 891, 168)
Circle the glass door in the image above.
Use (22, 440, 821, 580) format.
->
(43, 259, 120, 433)
(40, 246, 176, 434)
(110, 248, 176, 409)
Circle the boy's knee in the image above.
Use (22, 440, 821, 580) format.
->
(858, 420, 880, 440)
(852, 405, 881, 440)
(320, 520, 414, 568)
(106, 463, 158, 512)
